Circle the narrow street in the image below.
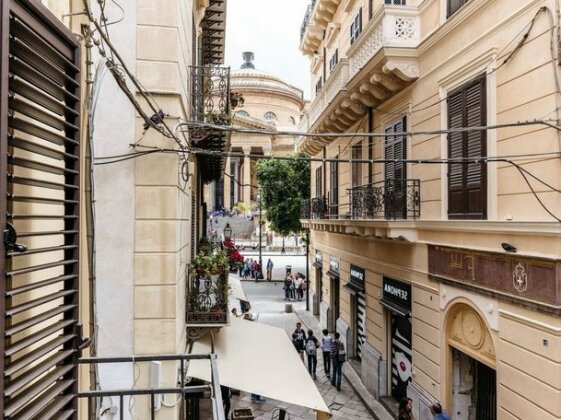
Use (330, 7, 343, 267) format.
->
(228, 254, 374, 420)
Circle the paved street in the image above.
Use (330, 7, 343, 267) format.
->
(229, 258, 374, 420)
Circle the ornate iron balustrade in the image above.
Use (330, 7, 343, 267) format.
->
(300, 1, 315, 41)
(190, 65, 231, 125)
(311, 196, 328, 219)
(186, 271, 229, 325)
(348, 179, 420, 220)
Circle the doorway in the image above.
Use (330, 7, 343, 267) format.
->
(451, 348, 496, 420)
(390, 311, 412, 401)
(314, 267, 323, 316)
(329, 275, 340, 332)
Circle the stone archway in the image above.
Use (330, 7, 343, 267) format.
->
(445, 302, 497, 420)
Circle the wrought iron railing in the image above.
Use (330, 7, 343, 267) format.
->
(301, 180, 420, 220)
(78, 353, 225, 420)
(190, 66, 231, 125)
(186, 271, 229, 325)
(300, 1, 315, 41)
(348, 179, 420, 220)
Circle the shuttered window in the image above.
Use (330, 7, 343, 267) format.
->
(315, 166, 322, 197)
(384, 117, 407, 219)
(447, 76, 487, 219)
(329, 158, 338, 216)
(1, 1, 82, 418)
(448, 0, 471, 18)
(384, 117, 406, 182)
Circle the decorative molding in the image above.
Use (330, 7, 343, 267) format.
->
(446, 302, 496, 368)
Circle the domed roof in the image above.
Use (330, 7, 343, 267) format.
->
(230, 52, 304, 101)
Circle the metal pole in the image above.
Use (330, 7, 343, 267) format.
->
(258, 188, 263, 278)
(305, 230, 309, 311)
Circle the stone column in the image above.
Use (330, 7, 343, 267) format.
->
(243, 147, 251, 205)
(223, 156, 231, 208)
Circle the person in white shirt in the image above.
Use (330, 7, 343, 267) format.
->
(321, 329, 333, 376)
(293, 276, 303, 301)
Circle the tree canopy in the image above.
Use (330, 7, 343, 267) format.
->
(255, 153, 310, 236)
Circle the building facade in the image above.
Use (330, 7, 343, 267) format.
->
(300, 0, 561, 419)
(0, 0, 229, 418)
(208, 52, 305, 211)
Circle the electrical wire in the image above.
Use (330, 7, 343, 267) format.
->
(191, 118, 561, 138)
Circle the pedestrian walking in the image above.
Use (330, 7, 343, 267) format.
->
(430, 402, 450, 420)
(305, 330, 320, 379)
(330, 332, 345, 391)
(321, 329, 332, 376)
(293, 275, 303, 301)
(283, 275, 292, 300)
(292, 322, 306, 362)
(266, 258, 274, 281)
(398, 397, 415, 420)
(289, 276, 296, 300)
(254, 261, 261, 283)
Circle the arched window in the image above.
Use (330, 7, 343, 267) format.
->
(236, 110, 249, 117)
(264, 111, 277, 122)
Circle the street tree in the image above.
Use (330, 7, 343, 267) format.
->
(255, 153, 310, 236)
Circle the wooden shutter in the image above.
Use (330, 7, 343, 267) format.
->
(1, 1, 81, 418)
(384, 117, 407, 218)
(447, 76, 486, 219)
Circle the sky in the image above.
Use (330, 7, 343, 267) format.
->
(225, 0, 311, 99)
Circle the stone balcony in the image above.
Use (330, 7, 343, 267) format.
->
(300, 5, 421, 155)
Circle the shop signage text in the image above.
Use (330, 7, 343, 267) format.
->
(383, 277, 412, 309)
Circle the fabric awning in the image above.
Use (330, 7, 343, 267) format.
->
(380, 298, 411, 317)
(188, 317, 330, 414)
(343, 281, 365, 295)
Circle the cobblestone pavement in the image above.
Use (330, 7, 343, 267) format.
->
(229, 279, 374, 420)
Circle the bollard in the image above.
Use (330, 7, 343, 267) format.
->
(285, 303, 293, 313)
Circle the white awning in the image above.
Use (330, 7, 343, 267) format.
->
(229, 276, 247, 303)
(188, 317, 330, 414)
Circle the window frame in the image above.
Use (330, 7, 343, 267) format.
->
(350, 8, 363, 45)
(446, 75, 487, 220)
(329, 49, 339, 73)
(447, 0, 470, 18)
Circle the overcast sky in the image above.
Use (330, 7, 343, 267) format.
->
(225, 0, 311, 99)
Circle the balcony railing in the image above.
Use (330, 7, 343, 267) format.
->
(190, 65, 231, 125)
(187, 271, 229, 325)
(189, 65, 231, 183)
(79, 353, 225, 420)
(305, 5, 420, 130)
(300, 0, 316, 41)
(301, 179, 420, 220)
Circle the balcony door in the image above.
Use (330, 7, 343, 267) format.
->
(384, 117, 407, 219)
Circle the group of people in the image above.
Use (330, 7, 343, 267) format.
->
(283, 273, 306, 301)
(291, 323, 346, 391)
(240, 258, 261, 280)
(399, 398, 451, 420)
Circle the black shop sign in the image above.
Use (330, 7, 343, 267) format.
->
(382, 277, 411, 310)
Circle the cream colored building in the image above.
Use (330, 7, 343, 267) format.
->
(208, 52, 305, 211)
(1, 0, 228, 418)
(300, 0, 561, 419)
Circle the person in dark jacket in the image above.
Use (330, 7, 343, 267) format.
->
(330, 332, 345, 391)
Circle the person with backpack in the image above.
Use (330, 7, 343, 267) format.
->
(320, 329, 332, 376)
(330, 332, 345, 391)
(292, 322, 306, 362)
(305, 330, 320, 379)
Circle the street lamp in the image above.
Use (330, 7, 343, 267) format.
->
(223, 223, 232, 242)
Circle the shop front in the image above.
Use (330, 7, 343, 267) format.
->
(327, 256, 340, 332)
(343, 264, 366, 360)
(381, 277, 412, 402)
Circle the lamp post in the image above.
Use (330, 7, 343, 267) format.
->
(223, 223, 232, 242)
(305, 230, 309, 311)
